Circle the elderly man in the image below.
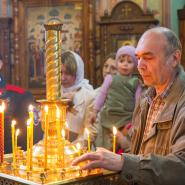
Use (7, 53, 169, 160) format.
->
(72, 27, 185, 185)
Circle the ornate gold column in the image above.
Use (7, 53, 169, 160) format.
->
(44, 23, 63, 101)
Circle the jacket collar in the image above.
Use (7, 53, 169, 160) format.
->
(140, 66, 185, 142)
(141, 66, 185, 123)
(155, 66, 185, 123)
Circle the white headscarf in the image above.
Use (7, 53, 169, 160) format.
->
(61, 51, 93, 93)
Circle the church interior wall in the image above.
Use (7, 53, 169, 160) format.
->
(0, 0, 185, 98)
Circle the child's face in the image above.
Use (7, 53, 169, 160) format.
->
(117, 55, 135, 76)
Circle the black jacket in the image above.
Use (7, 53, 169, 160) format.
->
(0, 75, 43, 153)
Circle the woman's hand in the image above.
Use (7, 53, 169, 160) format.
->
(72, 147, 124, 171)
(88, 109, 98, 125)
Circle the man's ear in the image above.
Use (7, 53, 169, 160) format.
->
(172, 50, 181, 67)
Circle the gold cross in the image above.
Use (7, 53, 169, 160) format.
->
(122, 5, 132, 17)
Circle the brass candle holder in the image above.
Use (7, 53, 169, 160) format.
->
(0, 21, 103, 184)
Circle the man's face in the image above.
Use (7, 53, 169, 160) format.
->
(136, 32, 175, 89)
(102, 58, 117, 78)
(61, 64, 76, 88)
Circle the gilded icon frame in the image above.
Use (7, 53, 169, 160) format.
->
(13, 0, 91, 99)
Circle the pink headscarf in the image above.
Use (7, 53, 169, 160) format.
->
(115, 45, 138, 67)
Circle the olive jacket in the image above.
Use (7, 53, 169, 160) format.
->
(120, 66, 185, 185)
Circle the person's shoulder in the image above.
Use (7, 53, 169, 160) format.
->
(94, 87, 101, 96)
(5, 84, 34, 100)
(80, 86, 95, 94)
(77, 87, 95, 99)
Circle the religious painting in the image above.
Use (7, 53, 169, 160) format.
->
(26, 2, 83, 88)
(13, 0, 91, 99)
(111, 34, 140, 53)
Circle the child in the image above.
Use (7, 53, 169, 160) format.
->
(89, 45, 141, 150)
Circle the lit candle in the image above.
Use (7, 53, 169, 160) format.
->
(11, 120, 16, 168)
(113, 126, 117, 153)
(61, 129, 65, 168)
(28, 105, 34, 170)
(15, 129, 20, 156)
(56, 107, 61, 162)
(26, 119, 31, 171)
(65, 121, 69, 141)
(86, 128, 90, 152)
(76, 142, 81, 156)
(44, 105, 49, 170)
(0, 102, 5, 163)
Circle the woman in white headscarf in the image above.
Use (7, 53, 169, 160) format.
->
(61, 51, 95, 142)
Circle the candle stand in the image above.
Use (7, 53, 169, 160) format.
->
(0, 100, 120, 184)
(0, 21, 122, 184)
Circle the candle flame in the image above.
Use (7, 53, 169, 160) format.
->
(1, 101, 5, 111)
(61, 129, 65, 138)
(76, 143, 81, 150)
(65, 121, 68, 128)
(0, 105, 2, 113)
(44, 105, 49, 113)
(27, 119, 31, 126)
(16, 129, 20, 136)
(113, 126, 117, 136)
(56, 107, 60, 118)
(11, 120, 16, 127)
(85, 128, 89, 135)
(28, 104, 33, 111)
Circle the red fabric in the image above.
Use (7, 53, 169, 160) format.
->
(0, 89, 4, 95)
(116, 148, 124, 154)
(5, 84, 25, 94)
(126, 123, 132, 130)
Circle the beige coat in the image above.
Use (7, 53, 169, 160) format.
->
(67, 87, 95, 139)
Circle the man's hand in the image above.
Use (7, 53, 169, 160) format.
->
(72, 147, 124, 171)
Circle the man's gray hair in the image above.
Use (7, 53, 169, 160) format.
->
(146, 27, 182, 57)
